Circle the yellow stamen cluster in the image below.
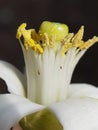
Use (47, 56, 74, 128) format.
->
(61, 26, 98, 55)
(16, 22, 98, 55)
(16, 23, 43, 53)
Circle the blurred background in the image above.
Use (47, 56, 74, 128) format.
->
(0, 0, 98, 93)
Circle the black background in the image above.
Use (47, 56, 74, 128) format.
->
(0, 0, 98, 93)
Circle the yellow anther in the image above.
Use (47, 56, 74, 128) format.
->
(61, 34, 74, 56)
(42, 33, 50, 46)
(31, 29, 40, 42)
(16, 23, 27, 39)
(62, 33, 74, 44)
(61, 26, 98, 55)
(24, 38, 35, 50)
(62, 42, 72, 56)
(72, 26, 84, 48)
(79, 36, 98, 50)
(34, 44, 44, 54)
(16, 23, 44, 54)
(17, 22, 98, 55)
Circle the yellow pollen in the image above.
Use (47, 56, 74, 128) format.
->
(79, 36, 98, 49)
(16, 23, 27, 39)
(61, 26, 98, 55)
(16, 23, 43, 54)
(62, 42, 72, 56)
(72, 26, 84, 48)
(16, 22, 98, 55)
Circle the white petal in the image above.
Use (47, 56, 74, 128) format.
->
(49, 98, 98, 130)
(68, 83, 98, 99)
(0, 94, 44, 130)
(0, 60, 26, 96)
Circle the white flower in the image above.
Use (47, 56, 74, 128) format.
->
(0, 21, 98, 130)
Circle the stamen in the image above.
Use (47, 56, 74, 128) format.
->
(79, 36, 98, 49)
(61, 26, 98, 55)
(16, 23, 27, 39)
(41, 33, 50, 46)
(61, 33, 74, 45)
(72, 26, 84, 48)
(16, 23, 43, 54)
(62, 42, 72, 56)
(16, 23, 98, 55)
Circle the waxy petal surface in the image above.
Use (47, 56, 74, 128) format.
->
(0, 94, 44, 130)
(0, 60, 26, 96)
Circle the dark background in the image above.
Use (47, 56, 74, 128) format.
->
(0, 0, 98, 93)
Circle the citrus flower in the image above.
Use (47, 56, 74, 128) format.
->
(0, 21, 98, 130)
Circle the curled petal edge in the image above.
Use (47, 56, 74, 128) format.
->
(68, 83, 98, 99)
(0, 94, 44, 130)
(0, 60, 26, 96)
(49, 97, 98, 130)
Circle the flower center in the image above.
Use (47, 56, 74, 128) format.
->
(16, 21, 98, 106)
(16, 21, 98, 56)
(16, 21, 98, 130)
